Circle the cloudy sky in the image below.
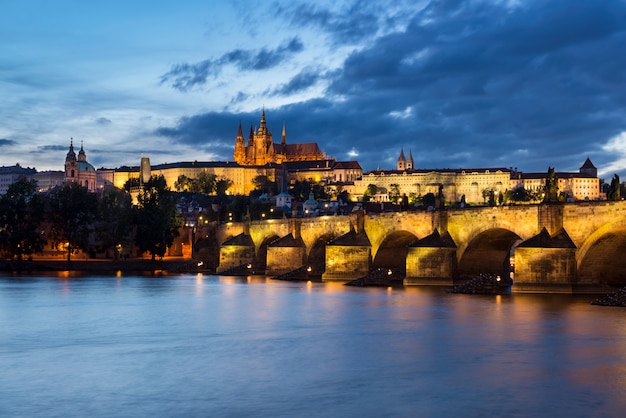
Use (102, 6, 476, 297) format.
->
(1, 0, 625, 178)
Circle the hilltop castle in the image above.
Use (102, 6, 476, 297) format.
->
(234, 109, 324, 166)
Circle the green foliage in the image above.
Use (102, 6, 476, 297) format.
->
(389, 183, 401, 204)
(251, 175, 277, 197)
(95, 186, 133, 259)
(47, 183, 98, 262)
(174, 172, 221, 194)
(0, 178, 45, 260)
(364, 184, 378, 200)
(338, 189, 351, 203)
(135, 175, 182, 261)
(289, 180, 329, 202)
(197, 172, 217, 194)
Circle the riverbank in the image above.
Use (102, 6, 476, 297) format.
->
(0, 258, 206, 274)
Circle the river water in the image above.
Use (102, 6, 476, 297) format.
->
(1, 273, 625, 417)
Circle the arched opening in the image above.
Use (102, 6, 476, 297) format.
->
(254, 235, 280, 273)
(194, 237, 220, 270)
(578, 230, 626, 286)
(458, 228, 521, 279)
(306, 233, 335, 278)
(372, 231, 419, 276)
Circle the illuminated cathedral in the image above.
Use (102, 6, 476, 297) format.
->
(233, 109, 324, 166)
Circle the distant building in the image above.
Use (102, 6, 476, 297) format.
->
(351, 165, 511, 204)
(234, 109, 325, 166)
(0, 164, 36, 195)
(32, 171, 65, 192)
(351, 150, 601, 204)
(510, 158, 601, 201)
(64, 140, 97, 192)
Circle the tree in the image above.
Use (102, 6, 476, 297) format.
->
(389, 183, 401, 204)
(196, 172, 217, 194)
(215, 178, 233, 196)
(95, 186, 133, 259)
(135, 175, 182, 261)
(363, 183, 378, 202)
(123, 177, 140, 192)
(608, 174, 621, 201)
(174, 175, 194, 192)
(0, 178, 45, 260)
(422, 192, 436, 208)
(251, 175, 276, 197)
(47, 183, 98, 262)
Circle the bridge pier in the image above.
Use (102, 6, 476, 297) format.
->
(404, 230, 457, 286)
(322, 229, 372, 281)
(511, 228, 577, 293)
(216, 233, 255, 273)
(266, 234, 306, 275)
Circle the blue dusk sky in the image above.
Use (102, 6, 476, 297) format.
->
(1, 0, 625, 178)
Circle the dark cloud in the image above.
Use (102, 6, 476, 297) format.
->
(278, 1, 379, 44)
(158, 0, 626, 175)
(96, 117, 112, 125)
(270, 67, 324, 96)
(0, 138, 16, 146)
(161, 37, 304, 92)
(35, 145, 67, 152)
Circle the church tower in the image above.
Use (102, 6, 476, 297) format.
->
(65, 139, 78, 181)
(407, 149, 414, 170)
(397, 149, 407, 171)
(64, 139, 96, 191)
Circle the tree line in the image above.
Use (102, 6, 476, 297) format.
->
(0, 176, 181, 262)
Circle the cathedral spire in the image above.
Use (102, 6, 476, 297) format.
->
(281, 121, 286, 145)
(259, 107, 267, 135)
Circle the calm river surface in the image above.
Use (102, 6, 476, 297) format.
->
(1, 273, 625, 417)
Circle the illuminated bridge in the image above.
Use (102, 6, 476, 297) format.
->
(192, 201, 626, 293)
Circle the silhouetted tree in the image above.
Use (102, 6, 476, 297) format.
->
(135, 175, 181, 261)
(95, 186, 133, 259)
(422, 192, 436, 208)
(251, 175, 276, 197)
(0, 178, 45, 260)
(215, 178, 233, 196)
(363, 183, 378, 202)
(48, 183, 98, 263)
(608, 174, 621, 201)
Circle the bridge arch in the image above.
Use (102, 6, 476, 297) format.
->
(306, 233, 335, 277)
(577, 220, 626, 286)
(372, 231, 419, 275)
(457, 227, 521, 279)
(254, 234, 280, 272)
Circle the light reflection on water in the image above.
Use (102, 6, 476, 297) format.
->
(1, 274, 625, 417)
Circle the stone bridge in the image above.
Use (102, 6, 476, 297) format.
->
(195, 201, 626, 293)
